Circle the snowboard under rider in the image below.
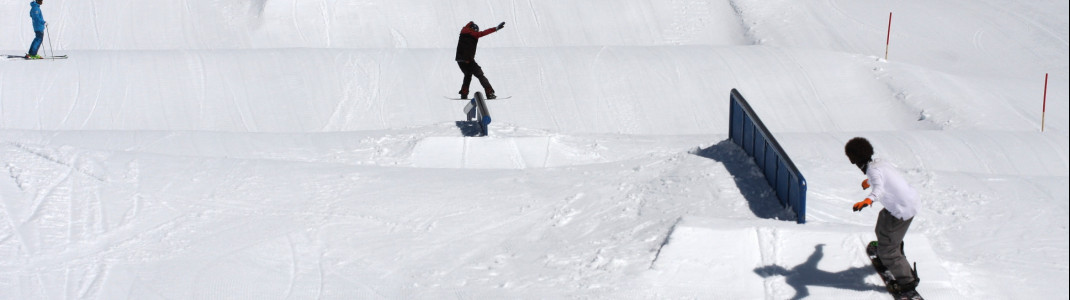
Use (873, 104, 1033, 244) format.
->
(26, 0, 47, 60)
(845, 137, 921, 296)
(455, 21, 505, 100)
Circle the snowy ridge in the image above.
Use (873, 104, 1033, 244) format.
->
(0, 0, 747, 50)
(0, 47, 1017, 134)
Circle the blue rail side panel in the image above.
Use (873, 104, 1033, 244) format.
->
(728, 89, 807, 224)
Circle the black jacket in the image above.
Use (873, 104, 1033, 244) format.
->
(455, 22, 498, 62)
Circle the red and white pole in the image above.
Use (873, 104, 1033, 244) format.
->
(885, 12, 893, 60)
(1042, 73, 1049, 132)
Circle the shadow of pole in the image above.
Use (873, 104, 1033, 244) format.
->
(691, 139, 796, 221)
(753, 244, 885, 300)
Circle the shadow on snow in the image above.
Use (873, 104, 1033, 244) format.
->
(753, 244, 885, 300)
(455, 121, 482, 137)
(691, 139, 797, 221)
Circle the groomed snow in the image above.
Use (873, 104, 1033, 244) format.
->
(1, 0, 1067, 299)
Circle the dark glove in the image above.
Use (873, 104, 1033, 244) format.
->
(497, 22, 505, 30)
(853, 198, 873, 212)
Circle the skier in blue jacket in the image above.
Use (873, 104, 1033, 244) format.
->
(27, 0, 47, 59)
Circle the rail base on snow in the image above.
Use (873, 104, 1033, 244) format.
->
(462, 92, 493, 137)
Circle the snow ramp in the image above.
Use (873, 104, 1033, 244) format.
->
(412, 136, 563, 169)
(633, 218, 965, 299)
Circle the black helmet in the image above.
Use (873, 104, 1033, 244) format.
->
(468, 21, 479, 31)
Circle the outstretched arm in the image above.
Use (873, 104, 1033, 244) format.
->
(471, 22, 505, 38)
(471, 27, 498, 38)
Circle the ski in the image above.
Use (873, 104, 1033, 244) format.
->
(4, 54, 67, 59)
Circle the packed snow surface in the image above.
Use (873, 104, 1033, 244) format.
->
(1, 0, 1067, 299)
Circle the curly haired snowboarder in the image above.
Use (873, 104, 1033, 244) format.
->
(845, 137, 922, 299)
(455, 21, 505, 100)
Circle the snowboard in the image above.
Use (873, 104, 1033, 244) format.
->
(444, 95, 511, 100)
(866, 241, 924, 300)
(6, 54, 68, 60)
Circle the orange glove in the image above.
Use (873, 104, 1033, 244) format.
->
(853, 198, 873, 212)
(861, 179, 870, 190)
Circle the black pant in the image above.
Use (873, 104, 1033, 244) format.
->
(457, 61, 494, 96)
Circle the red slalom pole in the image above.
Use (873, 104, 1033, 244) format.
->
(1042, 73, 1049, 132)
(885, 12, 893, 60)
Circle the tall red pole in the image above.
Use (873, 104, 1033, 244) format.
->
(1043, 73, 1049, 132)
(885, 12, 893, 60)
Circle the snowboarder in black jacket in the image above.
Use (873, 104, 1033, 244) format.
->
(456, 21, 504, 99)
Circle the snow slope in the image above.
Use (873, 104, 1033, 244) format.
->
(1, 0, 1067, 299)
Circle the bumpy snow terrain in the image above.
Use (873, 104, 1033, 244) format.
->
(1, 0, 1067, 299)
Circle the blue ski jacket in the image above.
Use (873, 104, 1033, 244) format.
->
(30, 1, 46, 32)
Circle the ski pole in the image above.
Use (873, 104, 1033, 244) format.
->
(46, 23, 54, 60)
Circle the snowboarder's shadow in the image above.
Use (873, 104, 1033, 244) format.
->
(753, 244, 884, 300)
(691, 139, 796, 221)
(455, 121, 482, 137)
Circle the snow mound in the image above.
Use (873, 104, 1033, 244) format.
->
(640, 218, 964, 299)
(411, 136, 602, 169)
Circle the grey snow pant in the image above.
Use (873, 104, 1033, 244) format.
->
(876, 208, 914, 283)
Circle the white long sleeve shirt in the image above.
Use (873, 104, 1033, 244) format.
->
(866, 159, 920, 220)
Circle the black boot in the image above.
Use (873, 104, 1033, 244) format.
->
(895, 285, 922, 300)
(890, 277, 919, 294)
